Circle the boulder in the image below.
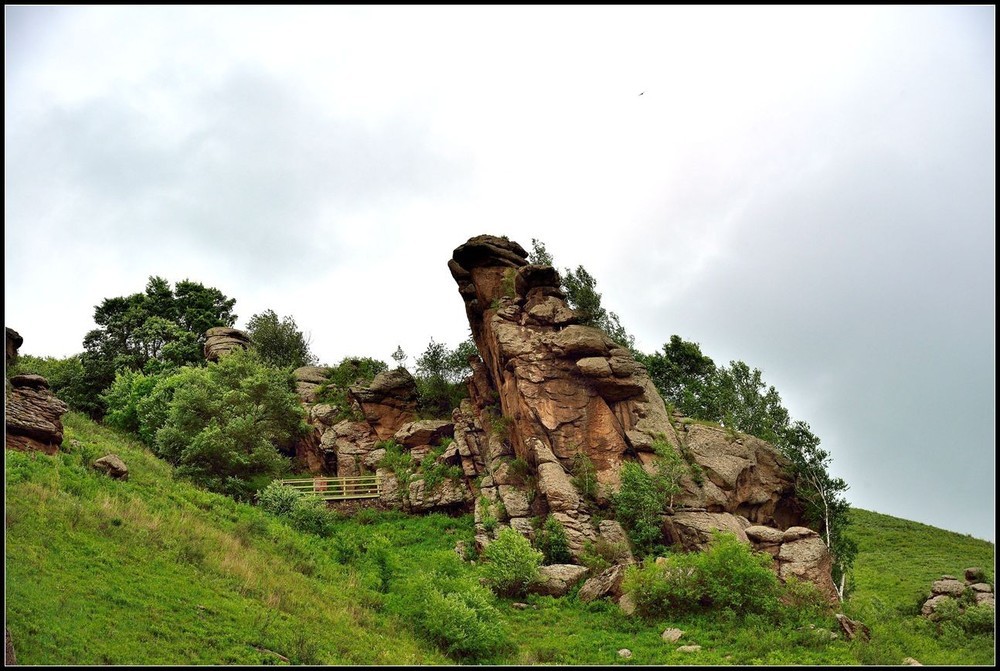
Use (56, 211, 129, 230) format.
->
(661, 628, 684, 643)
(964, 567, 986, 583)
(203, 326, 250, 362)
(92, 454, 129, 480)
(528, 564, 590, 597)
(6, 374, 69, 455)
(293, 366, 332, 403)
(6, 327, 23, 365)
(406, 477, 472, 513)
(349, 369, 418, 441)
(931, 579, 967, 597)
(393, 420, 454, 449)
(921, 594, 952, 617)
(662, 511, 751, 551)
(578, 564, 629, 603)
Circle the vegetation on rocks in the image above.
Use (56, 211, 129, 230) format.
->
(245, 309, 318, 369)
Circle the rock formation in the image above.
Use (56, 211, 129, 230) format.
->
(920, 568, 994, 617)
(5, 330, 69, 455)
(448, 235, 805, 554)
(203, 326, 251, 362)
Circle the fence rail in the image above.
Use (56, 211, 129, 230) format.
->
(278, 475, 382, 501)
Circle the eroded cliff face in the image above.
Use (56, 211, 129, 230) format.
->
(5, 328, 69, 455)
(448, 235, 804, 555)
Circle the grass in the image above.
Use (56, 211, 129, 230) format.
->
(5, 412, 995, 665)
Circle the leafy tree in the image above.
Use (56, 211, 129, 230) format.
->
(779, 420, 856, 601)
(534, 515, 573, 564)
(527, 239, 635, 349)
(245, 309, 318, 369)
(528, 238, 553, 265)
(414, 337, 477, 417)
(636, 335, 719, 418)
(103, 349, 308, 500)
(80, 276, 236, 417)
(482, 527, 543, 597)
(613, 462, 666, 557)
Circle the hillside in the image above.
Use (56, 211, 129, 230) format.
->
(4, 412, 994, 665)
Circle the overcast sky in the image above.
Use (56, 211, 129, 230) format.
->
(5, 6, 995, 541)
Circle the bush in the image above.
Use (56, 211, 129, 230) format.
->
(624, 532, 783, 618)
(482, 528, 543, 597)
(534, 515, 573, 565)
(139, 350, 308, 500)
(397, 569, 512, 662)
(613, 462, 665, 557)
(257, 481, 303, 517)
(570, 452, 598, 502)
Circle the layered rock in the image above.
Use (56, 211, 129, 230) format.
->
(920, 569, 994, 617)
(203, 327, 251, 362)
(348, 369, 418, 441)
(5, 330, 69, 455)
(448, 235, 804, 557)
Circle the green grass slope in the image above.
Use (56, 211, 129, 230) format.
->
(5, 412, 995, 665)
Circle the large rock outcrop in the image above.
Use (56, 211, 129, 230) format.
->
(203, 326, 251, 362)
(5, 330, 68, 455)
(448, 235, 803, 556)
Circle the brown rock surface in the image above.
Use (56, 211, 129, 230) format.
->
(6, 374, 69, 454)
(578, 564, 629, 603)
(662, 511, 751, 551)
(349, 369, 418, 440)
(204, 326, 251, 362)
(529, 564, 590, 597)
(6, 327, 23, 365)
(293, 366, 332, 403)
(92, 454, 129, 480)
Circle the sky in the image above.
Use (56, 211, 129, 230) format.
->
(5, 6, 995, 541)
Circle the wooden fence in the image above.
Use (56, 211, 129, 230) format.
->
(278, 475, 382, 501)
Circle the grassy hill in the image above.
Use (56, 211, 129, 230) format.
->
(4, 412, 995, 665)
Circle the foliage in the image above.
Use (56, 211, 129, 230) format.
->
(103, 349, 308, 500)
(527, 238, 553, 265)
(482, 528, 543, 598)
(561, 265, 635, 349)
(79, 276, 237, 417)
(651, 437, 687, 508)
(612, 462, 665, 557)
(414, 337, 477, 418)
(257, 481, 304, 517)
(635, 335, 719, 419)
(9, 353, 97, 415)
(534, 515, 573, 565)
(313, 356, 387, 421)
(101, 369, 162, 435)
(624, 532, 783, 618)
(245, 309, 317, 369)
(500, 267, 517, 298)
(570, 452, 598, 503)
(478, 496, 499, 534)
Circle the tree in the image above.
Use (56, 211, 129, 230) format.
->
(636, 335, 719, 418)
(778, 421, 856, 601)
(414, 337, 478, 417)
(527, 239, 635, 349)
(80, 276, 237, 417)
(107, 349, 308, 501)
(245, 309, 317, 369)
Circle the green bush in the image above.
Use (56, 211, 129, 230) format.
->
(612, 462, 665, 557)
(624, 532, 783, 618)
(570, 452, 598, 502)
(138, 350, 308, 500)
(482, 528, 543, 598)
(257, 481, 303, 517)
(954, 603, 996, 635)
(534, 515, 573, 565)
(397, 569, 512, 662)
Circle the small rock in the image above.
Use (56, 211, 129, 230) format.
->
(512, 602, 529, 610)
(661, 628, 684, 643)
(970, 583, 993, 593)
(973, 592, 995, 607)
(618, 592, 636, 615)
(902, 657, 922, 666)
(92, 454, 129, 480)
(617, 648, 632, 658)
(677, 645, 702, 653)
(931, 579, 966, 597)
(940, 574, 958, 581)
(654, 557, 667, 566)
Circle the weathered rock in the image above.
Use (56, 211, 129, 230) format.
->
(661, 628, 684, 643)
(293, 366, 332, 403)
(529, 564, 590, 597)
(617, 648, 632, 659)
(931, 579, 967, 597)
(677, 645, 702, 653)
(662, 511, 751, 551)
(321, 420, 378, 477)
(6, 374, 69, 455)
(902, 658, 922, 666)
(618, 592, 636, 614)
(777, 535, 839, 604)
(6, 327, 23, 365)
(970, 583, 993, 593)
(204, 326, 250, 361)
(596, 520, 635, 564)
(835, 613, 870, 642)
(973, 592, 995, 607)
(921, 594, 952, 617)
(782, 526, 817, 542)
(349, 369, 418, 440)
(578, 564, 629, 603)
(406, 477, 472, 513)
(745, 525, 786, 544)
(393, 420, 454, 449)
(92, 454, 129, 480)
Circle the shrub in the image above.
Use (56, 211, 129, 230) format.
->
(398, 569, 512, 662)
(482, 528, 543, 597)
(613, 462, 665, 557)
(954, 603, 996, 635)
(257, 481, 303, 517)
(624, 532, 783, 618)
(287, 495, 335, 537)
(534, 515, 573, 565)
(570, 452, 598, 502)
